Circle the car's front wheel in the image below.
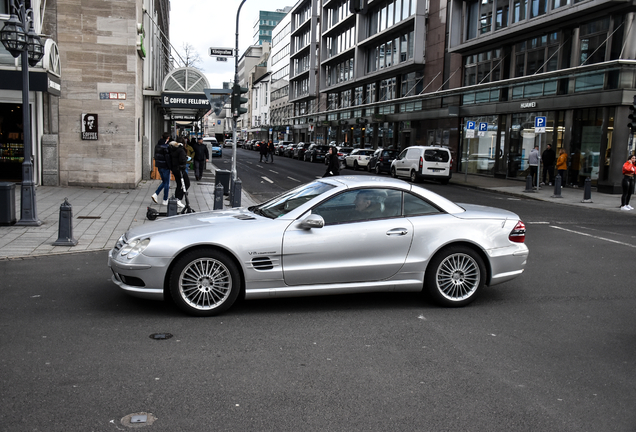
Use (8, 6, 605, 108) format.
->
(169, 248, 241, 317)
(425, 246, 486, 307)
(390, 167, 397, 178)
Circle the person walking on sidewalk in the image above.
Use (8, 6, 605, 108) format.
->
(528, 145, 540, 187)
(151, 132, 171, 205)
(620, 154, 636, 211)
(541, 144, 556, 186)
(193, 137, 209, 181)
(556, 148, 568, 185)
(169, 140, 190, 209)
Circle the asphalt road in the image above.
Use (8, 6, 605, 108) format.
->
(1, 150, 635, 431)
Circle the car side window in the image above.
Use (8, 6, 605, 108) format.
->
(312, 189, 402, 225)
(403, 193, 442, 216)
(397, 149, 407, 160)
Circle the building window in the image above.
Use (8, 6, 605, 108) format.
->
(530, 0, 546, 18)
(579, 17, 610, 66)
(495, 0, 509, 30)
(512, 0, 526, 23)
(464, 49, 502, 85)
(514, 32, 559, 77)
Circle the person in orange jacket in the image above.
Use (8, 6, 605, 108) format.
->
(620, 154, 636, 210)
(556, 148, 568, 185)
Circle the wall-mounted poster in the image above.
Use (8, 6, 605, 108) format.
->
(81, 113, 98, 140)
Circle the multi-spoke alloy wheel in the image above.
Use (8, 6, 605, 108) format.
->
(170, 249, 240, 316)
(425, 246, 485, 307)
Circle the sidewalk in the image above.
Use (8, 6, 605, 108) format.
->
(0, 170, 630, 260)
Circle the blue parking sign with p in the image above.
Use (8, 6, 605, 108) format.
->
(479, 122, 488, 131)
(535, 117, 546, 128)
(467, 121, 475, 130)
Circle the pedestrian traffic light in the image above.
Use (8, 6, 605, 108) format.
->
(629, 95, 636, 134)
(231, 83, 248, 118)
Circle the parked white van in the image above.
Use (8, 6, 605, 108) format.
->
(390, 146, 452, 184)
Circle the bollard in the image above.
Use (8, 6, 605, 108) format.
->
(551, 174, 563, 198)
(581, 177, 593, 203)
(523, 175, 534, 192)
(167, 196, 178, 216)
(214, 183, 224, 210)
(52, 198, 78, 246)
(230, 178, 242, 208)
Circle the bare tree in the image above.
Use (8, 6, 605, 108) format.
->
(180, 42, 202, 69)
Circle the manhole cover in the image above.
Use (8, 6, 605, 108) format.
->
(149, 333, 173, 340)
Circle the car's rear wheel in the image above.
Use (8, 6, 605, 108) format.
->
(425, 246, 486, 307)
(410, 170, 418, 183)
(169, 248, 241, 317)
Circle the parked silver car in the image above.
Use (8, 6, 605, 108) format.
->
(108, 176, 528, 316)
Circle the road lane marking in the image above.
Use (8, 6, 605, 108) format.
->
(261, 176, 274, 184)
(550, 226, 636, 248)
(287, 176, 301, 182)
(269, 170, 279, 174)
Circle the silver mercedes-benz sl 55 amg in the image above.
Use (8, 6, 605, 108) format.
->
(108, 176, 528, 316)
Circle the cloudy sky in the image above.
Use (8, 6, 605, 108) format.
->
(169, 0, 294, 89)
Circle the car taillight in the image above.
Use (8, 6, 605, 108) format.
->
(509, 221, 526, 243)
(419, 156, 423, 172)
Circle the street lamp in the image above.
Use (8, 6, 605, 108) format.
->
(0, 0, 45, 225)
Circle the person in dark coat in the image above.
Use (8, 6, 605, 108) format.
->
(193, 138, 209, 181)
(259, 141, 268, 163)
(541, 143, 556, 186)
(151, 132, 171, 205)
(169, 140, 190, 208)
(323, 146, 340, 177)
(267, 140, 275, 163)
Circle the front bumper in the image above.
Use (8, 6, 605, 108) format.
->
(108, 249, 170, 300)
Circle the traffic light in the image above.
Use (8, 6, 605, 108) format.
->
(629, 95, 636, 134)
(231, 83, 248, 118)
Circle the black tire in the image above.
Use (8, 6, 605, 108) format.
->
(425, 246, 486, 307)
(354, 161, 359, 171)
(311, 155, 315, 163)
(390, 167, 397, 178)
(410, 170, 418, 183)
(375, 164, 381, 174)
(169, 248, 241, 317)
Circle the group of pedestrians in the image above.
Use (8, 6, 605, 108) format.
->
(259, 140, 276, 163)
(151, 133, 209, 208)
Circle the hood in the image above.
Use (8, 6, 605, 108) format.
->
(125, 208, 260, 239)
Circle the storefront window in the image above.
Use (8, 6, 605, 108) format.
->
(461, 115, 499, 175)
(507, 111, 560, 179)
(570, 108, 608, 186)
(0, 103, 26, 181)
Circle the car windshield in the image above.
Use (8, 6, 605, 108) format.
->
(250, 181, 336, 219)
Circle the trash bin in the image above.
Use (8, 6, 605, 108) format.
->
(215, 169, 231, 196)
(0, 182, 16, 226)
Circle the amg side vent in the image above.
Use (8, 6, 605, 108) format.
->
(252, 257, 274, 270)
(233, 214, 256, 220)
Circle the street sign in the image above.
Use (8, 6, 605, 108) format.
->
(216, 57, 228, 62)
(535, 116, 546, 133)
(478, 122, 488, 137)
(466, 121, 476, 138)
(209, 47, 233, 56)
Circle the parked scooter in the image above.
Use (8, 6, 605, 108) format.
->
(146, 169, 195, 220)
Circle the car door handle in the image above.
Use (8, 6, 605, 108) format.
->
(386, 228, 408, 236)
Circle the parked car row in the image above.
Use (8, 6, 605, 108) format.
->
(234, 140, 453, 183)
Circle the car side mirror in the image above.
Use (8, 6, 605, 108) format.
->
(298, 214, 324, 230)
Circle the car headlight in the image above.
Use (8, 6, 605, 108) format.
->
(119, 238, 150, 259)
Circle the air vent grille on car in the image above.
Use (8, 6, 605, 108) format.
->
(251, 257, 274, 270)
(233, 214, 256, 220)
